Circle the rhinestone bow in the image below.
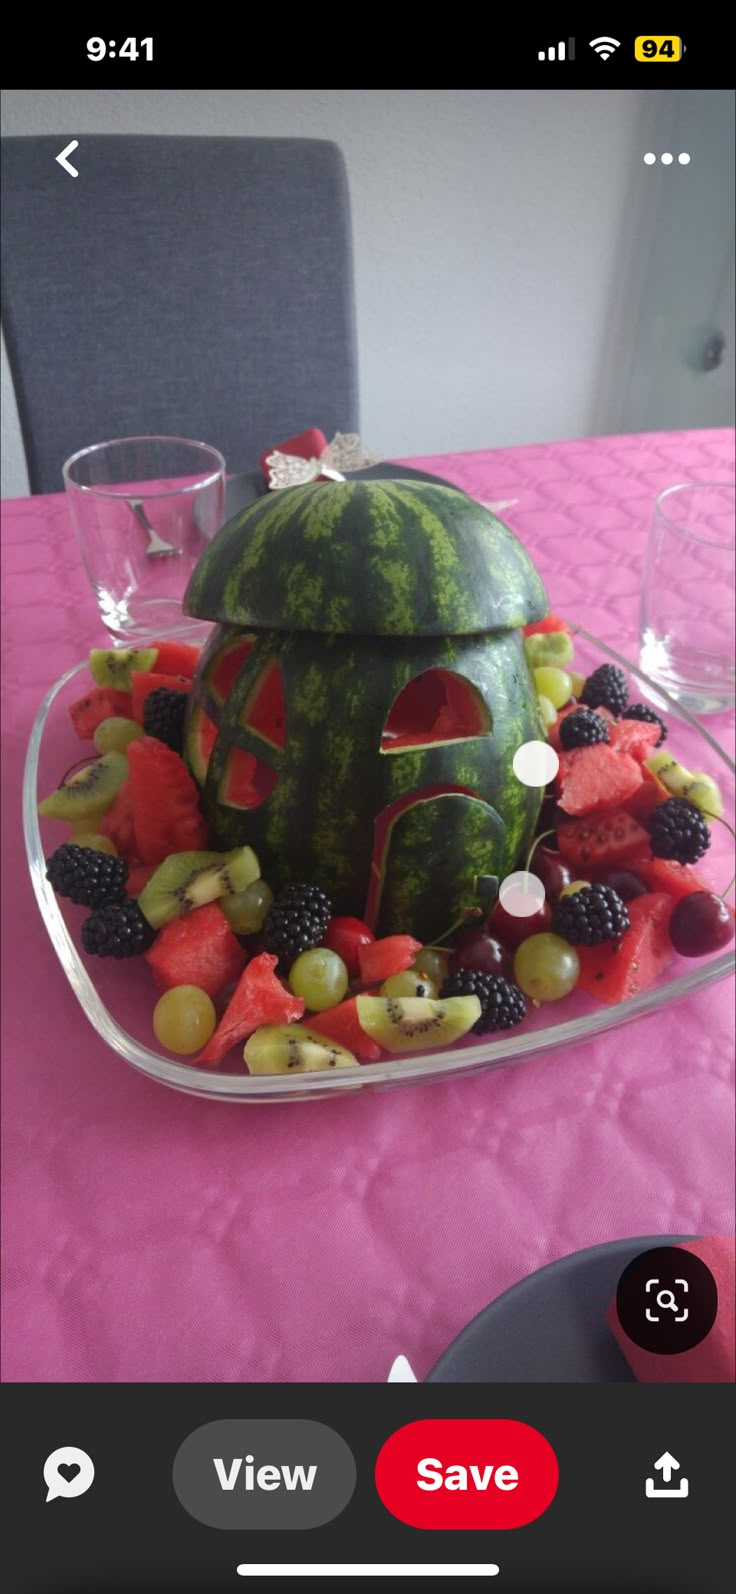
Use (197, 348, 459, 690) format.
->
(265, 432, 381, 491)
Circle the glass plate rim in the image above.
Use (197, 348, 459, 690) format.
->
(23, 628, 735, 1101)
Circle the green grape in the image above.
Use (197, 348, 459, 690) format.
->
(381, 971, 438, 999)
(411, 947, 449, 985)
(220, 878, 273, 934)
(537, 693, 557, 729)
(288, 947, 348, 1011)
(69, 832, 119, 856)
(684, 773, 723, 819)
(524, 631, 574, 669)
(569, 671, 586, 699)
(559, 879, 591, 898)
(646, 753, 692, 795)
(93, 716, 145, 754)
(514, 933, 579, 1002)
(533, 666, 573, 711)
(153, 985, 216, 1054)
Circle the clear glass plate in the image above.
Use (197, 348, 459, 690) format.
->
(23, 630, 735, 1103)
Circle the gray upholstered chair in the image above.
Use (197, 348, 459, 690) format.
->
(1, 136, 358, 494)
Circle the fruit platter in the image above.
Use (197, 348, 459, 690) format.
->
(24, 480, 735, 1102)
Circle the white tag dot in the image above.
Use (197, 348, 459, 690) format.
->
(513, 740, 559, 787)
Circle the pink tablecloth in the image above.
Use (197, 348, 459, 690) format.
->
(2, 428, 734, 1384)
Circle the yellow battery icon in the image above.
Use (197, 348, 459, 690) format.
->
(635, 35, 684, 61)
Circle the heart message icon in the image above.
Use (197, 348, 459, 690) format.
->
(44, 1446, 95, 1501)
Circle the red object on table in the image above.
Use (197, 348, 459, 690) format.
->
(606, 1237, 735, 1382)
(259, 427, 328, 480)
(1, 428, 734, 1383)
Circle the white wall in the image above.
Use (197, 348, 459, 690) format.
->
(2, 87, 655, 497)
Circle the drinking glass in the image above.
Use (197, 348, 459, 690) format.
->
(63, 436, 226, 638)
(640, 483, 735, 715)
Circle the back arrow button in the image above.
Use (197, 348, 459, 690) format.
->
(56, 141, 79, 177)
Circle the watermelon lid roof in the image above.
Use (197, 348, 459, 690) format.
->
(184, 479, 548, 636)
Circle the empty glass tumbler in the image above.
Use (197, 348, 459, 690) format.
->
(640, 482, 735, 715)
(63, 436, 226, 638)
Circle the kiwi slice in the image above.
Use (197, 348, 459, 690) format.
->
(524, 631, 574, 670)
(684, 773, 723, 819)
(244, 1024, 358, 1074)
(138, 845, 260, 929)
(89, 646, 158, 689)
(38, 750, 129, 821)
(93, 717, 145, 755)
(646, 753, 692, 795)
(356, 994, 480, 1053)
(380, 972, 438, 1000)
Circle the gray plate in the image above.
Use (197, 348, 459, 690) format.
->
(425, 1236, 691, 1383)
(222, 461, 462, 521)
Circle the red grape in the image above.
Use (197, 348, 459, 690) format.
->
(449, 925, 511, 978)
(533, 847, 573, 901)
(489, 897, 553, 952)
(669, 892, 734, 957)
(323, 915, 375, 978)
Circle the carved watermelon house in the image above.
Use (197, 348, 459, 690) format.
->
(183, 479, 548, 944)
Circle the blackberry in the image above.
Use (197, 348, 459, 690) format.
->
(81, 898, 155, 958)
(143, 687, 188, 754)
(580, 664, 628, 716)
(439, 968, 526, 1034)
(263, 882, 333, 966)
(46, 842, 128, 908)
(649, 797, 710, 864)
(551, 883, 630, 946)
(559, 708, 609, 751)
(623, 702, 667, 746)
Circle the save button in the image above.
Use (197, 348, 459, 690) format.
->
(375, 1419, 558, 1530)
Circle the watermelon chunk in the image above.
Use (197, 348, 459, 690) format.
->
(576, 892, 674, 1004)
(307, 996, 382, 1061)
(145, 903, 245, 997)
(150, 640, 200, 678)
(127, 736, 209, 864)
(522, 615, 571, 637)
(69, 687, 133, 740)
(557, 744, 643, 816)
(629, 857, 712, 902)
(199, 951, 304, 1066)
(358, 935, 422, 983)
(100, 781, 137, 859)
(623, 765, 669, 823)
(609, 719, 661, 762)
(131, 671, 190, 726)
(557, 810, 650, 874)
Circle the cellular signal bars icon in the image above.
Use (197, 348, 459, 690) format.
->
(538, 38, 575, 61)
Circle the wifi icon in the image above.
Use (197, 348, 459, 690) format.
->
(589, 36, 621, 59)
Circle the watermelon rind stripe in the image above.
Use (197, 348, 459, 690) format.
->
(184, 479, 548, 636)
